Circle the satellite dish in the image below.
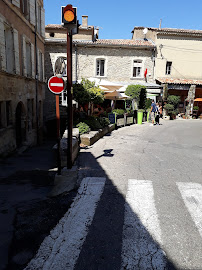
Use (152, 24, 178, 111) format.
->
(143, 28, 148, 35)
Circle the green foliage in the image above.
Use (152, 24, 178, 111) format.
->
(139, 88, 147, 109)
(138, 109, 145, 112)
(145, 98, 152, 109)
(73, 78, 104, 105)
(112, 109, 125, 115)
(84, 116, 102, 131)
(193, 106, 199, 111)
(125, 85, 145, 101)
(167, 95, 181, 108)
(73, 83, 89, 105)
(164, 103, 174, 113)
(76, 122, 90, 135)
(98, 117, 110, 127)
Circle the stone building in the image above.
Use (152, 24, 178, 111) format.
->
(132, 27, 202, 114)
(44, 16, 161, 126)
(0, 0, 45, 156)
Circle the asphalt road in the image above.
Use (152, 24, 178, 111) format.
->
(25, 119, 202, 270)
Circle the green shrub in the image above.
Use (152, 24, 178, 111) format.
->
(145, 98, 152, 109)
(76, 122, 90, 135)
(193, 106, 199, 111)
(164, 103, 174, 113)
(167, 95, 181, 107)
(112, 109, 125, 115)
(138, 109, 145, 112)
(84, 116, 102, 130)
(98, 117, 110, 127)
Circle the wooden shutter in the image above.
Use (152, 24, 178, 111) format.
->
(41, 8, 45, 38)
(37, 49, 40, 80)
(29, 0, 36, 26)
(12, 0, 20, 8)
(0, 15, 6, 71)
(42, 53, 44, 82)
(31, 43, 35, 78)
(13, 29, 20, 75)
(22, 35, 27, 76)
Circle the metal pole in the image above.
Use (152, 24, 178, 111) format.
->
(67, 31, 73, 169)
(56, 95, 61, 175)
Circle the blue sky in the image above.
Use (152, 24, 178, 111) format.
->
(44, 0, 202, 39)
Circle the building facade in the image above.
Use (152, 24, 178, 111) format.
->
(132, 27, 202, 114)
(0, 0, 45, 156)
(44, 16, 159, 124)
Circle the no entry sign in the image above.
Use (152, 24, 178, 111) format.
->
(48, 76, 65, 94)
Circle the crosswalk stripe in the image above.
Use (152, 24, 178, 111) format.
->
(121, 179, 167, 270)
(177, 182, 202, 238)
(25, 177, 106, 270)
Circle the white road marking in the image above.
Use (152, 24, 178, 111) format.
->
(24, 177, 106, 270)
(50, 83, 63, 87)
(121, 179, 167, 270)
(177, 182, 202, 238)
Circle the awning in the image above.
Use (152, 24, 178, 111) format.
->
(147, 93, 158, 98)
(146, 88, 161, 94)
(194, 98, 202, 102)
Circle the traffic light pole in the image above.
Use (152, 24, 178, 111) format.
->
(67, 31, 73, 169)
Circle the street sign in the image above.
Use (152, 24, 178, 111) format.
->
(48, 76, 64, 94)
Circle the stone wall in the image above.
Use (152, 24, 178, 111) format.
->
(44, 42, 155, 122)
(0, 73, 45, 156)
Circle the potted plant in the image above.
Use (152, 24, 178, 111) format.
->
(137, 109, 145, 124)
(112, 109, 125, 127)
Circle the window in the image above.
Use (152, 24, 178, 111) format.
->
(133, 60, 142, 78)
(37, 3, 41, 35)
(166, 61, 172, 75)
(4, 26, 15, 73)
(38, 51, 43, 81)
(26, 42, 32, 77)
(96, 59, 105, 76)
(20, 0, 30, 20)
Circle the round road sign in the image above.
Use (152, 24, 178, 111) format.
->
(48, 76, 65, 94)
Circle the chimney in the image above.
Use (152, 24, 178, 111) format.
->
(82, 15, 88, 28)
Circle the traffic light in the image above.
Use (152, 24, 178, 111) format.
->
(61, 5, 77, 30)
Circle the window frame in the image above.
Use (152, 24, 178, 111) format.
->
(132, 59, 143, 78)
(165, 61, 172, 75)
(4, 24, 15, 74)
(96, 58, 106, 77)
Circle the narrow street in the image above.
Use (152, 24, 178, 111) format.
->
(23, 119, 202, 270)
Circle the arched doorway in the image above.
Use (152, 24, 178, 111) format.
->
(15, 102, 26, 147)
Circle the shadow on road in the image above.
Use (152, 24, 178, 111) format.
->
(75, 150, 178, 270)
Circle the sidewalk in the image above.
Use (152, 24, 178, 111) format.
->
(0, 140, 77, 270)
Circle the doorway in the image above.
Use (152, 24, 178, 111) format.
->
(15, 102, 26, 147)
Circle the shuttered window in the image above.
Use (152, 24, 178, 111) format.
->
(4, 25, 15, 74)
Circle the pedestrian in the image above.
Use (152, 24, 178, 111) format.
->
(150, 99, 157, 126)
(159, 102, 163, 118)
(155, 102, 160, 125)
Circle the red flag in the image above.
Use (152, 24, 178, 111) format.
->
(144, 68, 147, 78)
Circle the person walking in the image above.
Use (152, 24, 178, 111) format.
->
(150, 99, 157, 126)
(155, 102, 160, 125)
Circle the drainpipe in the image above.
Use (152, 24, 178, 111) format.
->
(34, 0, 39, 144)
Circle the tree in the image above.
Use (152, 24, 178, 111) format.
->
(125, 84, 146, 110)
(73, 78, 104, 115)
